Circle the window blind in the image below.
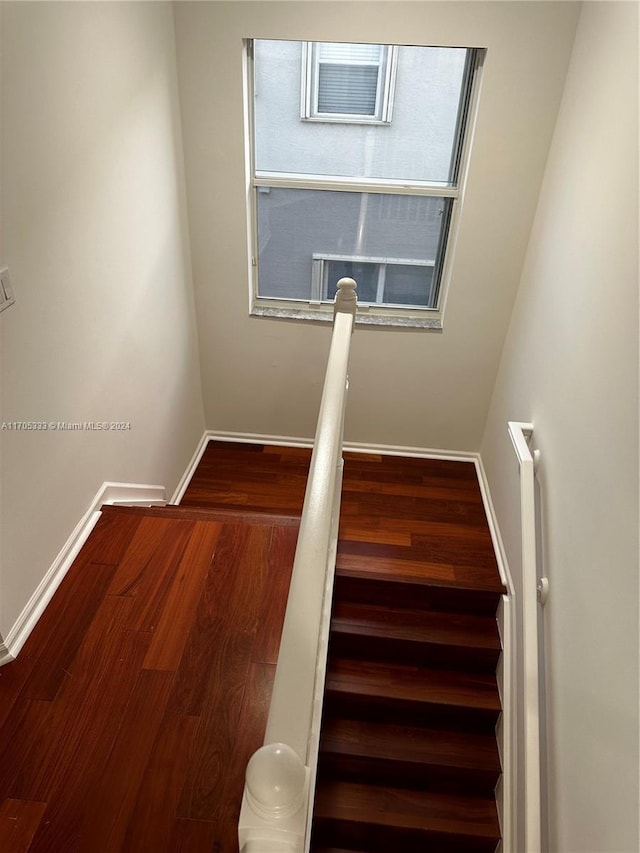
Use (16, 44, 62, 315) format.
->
(317, 64, 379, 115)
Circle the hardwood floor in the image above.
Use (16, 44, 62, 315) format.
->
(0, 502, 297, 852)
(0, 441, 504, 851)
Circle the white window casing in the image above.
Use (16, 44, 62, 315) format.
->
(301, 42, 398, 124)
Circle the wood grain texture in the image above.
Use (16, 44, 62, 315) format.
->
(0, 655, 36, 731)
(0, 497, 296, 852)
(143, 521, 221, 671)
(313, 780, 500, 852)
(122, 713, 200, 852)
(319, 717, 500, 773)
(325, 658, 500, 713)
(314, 780, 500, 837)
(329, 601, 500, 671)
(0, 800, 47, 853)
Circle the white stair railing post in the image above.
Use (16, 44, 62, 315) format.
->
(239, 279, 357, 853)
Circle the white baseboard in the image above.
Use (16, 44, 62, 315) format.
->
(478, 447, 516, 853)
(496, 594, 515, 853)
(171, 433, 212, 504)
(172, 430, 484, 511)
(0, 641, 12, 667)
(204, 429, 481, 463)
(98, 481, 166, 508)
(473, 455, 514, 596)
(0, 480, 165, 665)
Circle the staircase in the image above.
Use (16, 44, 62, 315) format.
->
(310, 457, 505, 853)
(181, 441, 506, 852)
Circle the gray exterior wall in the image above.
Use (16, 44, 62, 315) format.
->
(255, 40, 467, 182)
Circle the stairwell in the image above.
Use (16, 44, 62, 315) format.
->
(182, 441, 505, 852)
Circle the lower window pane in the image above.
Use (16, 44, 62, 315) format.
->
(256, 188, 450, 309)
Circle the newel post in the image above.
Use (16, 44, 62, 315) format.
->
(245, 743, 306, 820)
(238, 742, 310, 852)
(334, 277, 357, 318)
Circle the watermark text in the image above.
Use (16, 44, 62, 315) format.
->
(2, 421, 132, 432)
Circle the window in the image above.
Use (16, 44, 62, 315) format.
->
(301, 42, 397, 124)
(249, 40, 481, 327)
(312, 256, 436, 306)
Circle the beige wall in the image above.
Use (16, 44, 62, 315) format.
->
(0, 1, 205, 636)
(481, 2, 639, 850)
(173, 1, 580, 451)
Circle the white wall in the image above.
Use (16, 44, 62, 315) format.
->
(0, 2, 205, 638)
(480, 3, 639, 850)
(173, 1, 580, 451)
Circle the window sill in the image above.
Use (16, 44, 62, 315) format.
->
(250, 304, 443, 330)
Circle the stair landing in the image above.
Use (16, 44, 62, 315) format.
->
(0, 502, 298, 853)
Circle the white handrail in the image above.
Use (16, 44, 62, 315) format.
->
(507, 421, 547, 853)
(239, 278, 357, 853)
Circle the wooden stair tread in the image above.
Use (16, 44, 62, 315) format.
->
(326, 658, 500, 711)
(320, 717, 500, 772)
(336, 555, 504, 594)
(314, 780, 500, 839)
(331, 602, 500, 650)
(100, 503, 300, 527)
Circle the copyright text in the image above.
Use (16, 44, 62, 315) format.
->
(2, 421, 132, 431)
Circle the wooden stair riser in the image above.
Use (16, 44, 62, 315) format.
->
(322, 692, 500, 734)
(329, 631, 500, 673)
(312, 819, 500, 853)
(317, 754, 500, 797)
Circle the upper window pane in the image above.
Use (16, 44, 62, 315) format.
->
(254, 40, 470, 184)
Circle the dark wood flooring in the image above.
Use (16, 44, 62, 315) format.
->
(0, 500, 297, 852)
(0, 440, 504, 852)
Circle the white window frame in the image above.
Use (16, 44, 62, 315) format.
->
(301, 42, 398, 125)
(311, 254, 436, 306)
(247, 41, 483, 329)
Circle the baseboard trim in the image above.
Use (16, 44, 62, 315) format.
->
(172, 429, 484, 509)
(475, 456, 516, 853)
(171, 433, 212, 505)
(0, 641, 12, 667)
(473, 455, 514, 596)
(496, 594, 515, 853)
(1, 480, 166, 665)
(203, 429, 481, 462)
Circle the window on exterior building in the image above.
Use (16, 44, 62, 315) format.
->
(301, 42, 397, 124)
(312, 256, 437, 306)
(249, 39, 482, 327)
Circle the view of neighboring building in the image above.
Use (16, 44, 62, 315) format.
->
(253, 40, 473, 311)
